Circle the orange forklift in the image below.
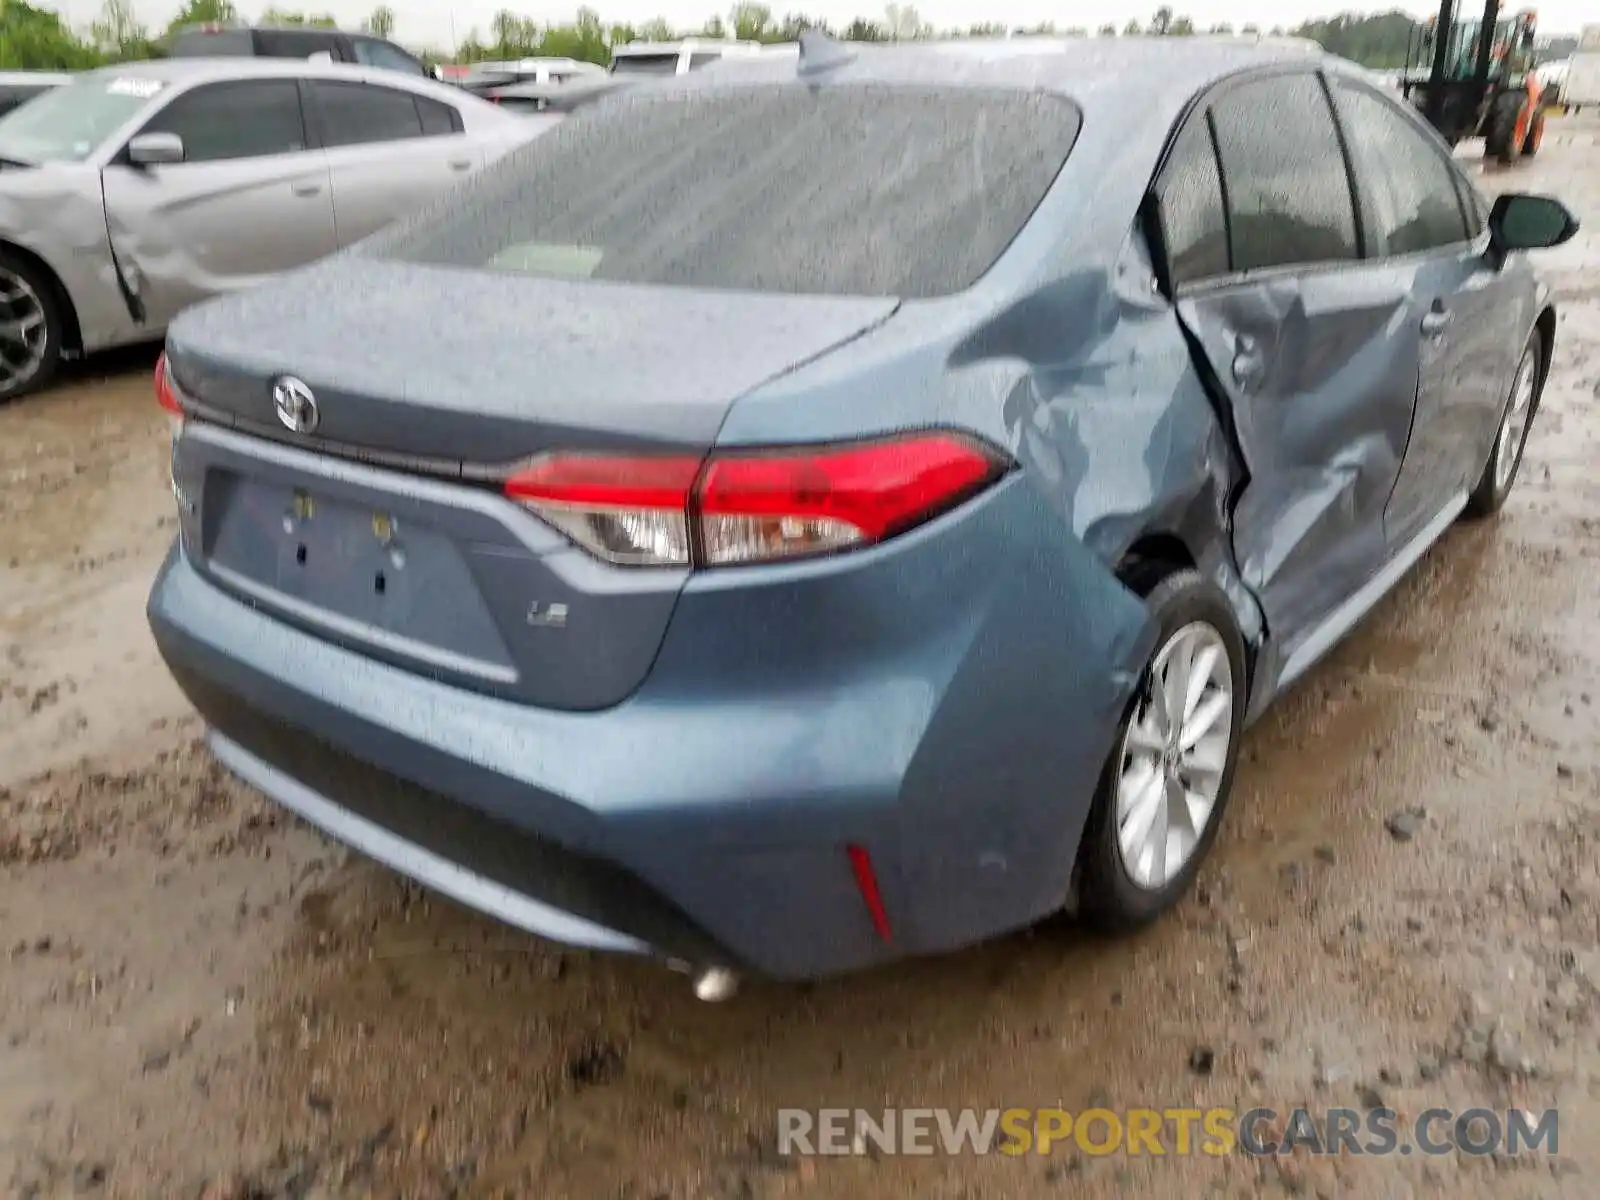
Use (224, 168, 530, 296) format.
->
(1400, 0, 1545, 164)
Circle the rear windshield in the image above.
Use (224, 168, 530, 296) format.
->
(169, 29, 256, 56)
(364, 85, 1083, 299)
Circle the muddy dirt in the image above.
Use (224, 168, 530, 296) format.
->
(4, 126, 1600, 1200)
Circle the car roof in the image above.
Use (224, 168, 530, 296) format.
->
(80, 58, 437, 90)
(678, 34, 1335, 112)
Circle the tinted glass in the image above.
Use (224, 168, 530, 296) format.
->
(1332, 82, 1468, 256)
(354, 39, 428, 75)
(609, 53, 681, 76)
(1209, 74, 1359, 272)
(314, 81, 425, 146)
(687, 53, 722, 69)
(0, 74, 164, 163)
(417, 95, 460, 135)
(141, 80, 307, 162)
(1157, 118, 1229, 285)
(169, 29, 255, 56)
(365, 85, 1083, 299)
(257, 30, 339, 58)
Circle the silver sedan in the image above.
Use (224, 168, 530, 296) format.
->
(0, 58, 555, 401)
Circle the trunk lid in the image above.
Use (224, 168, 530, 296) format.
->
(165, 257, 899, 465)
(166, 258, 899, 711)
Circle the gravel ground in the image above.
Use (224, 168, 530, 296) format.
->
(2, 121, 1599, 1200)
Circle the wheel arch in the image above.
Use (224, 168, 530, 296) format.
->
(1533, 303, 1557, 392)
(0, 237, 83, 355)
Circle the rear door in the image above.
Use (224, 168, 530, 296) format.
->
(1326, 75, 1501, 546)
(1160, 69, 1421, 648)
(306, 79, 477, 247)
(101, 78, 337, 330)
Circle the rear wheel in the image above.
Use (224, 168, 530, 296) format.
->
(1076, 569, 1248, 933)
(1522, 109, 1546, 156)
(1484, 92, 1524, 165)
(0, 250, 62, 403)
(1464, 334, 1542, 519)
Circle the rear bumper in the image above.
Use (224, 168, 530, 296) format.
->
(148, 482, 1154, 979)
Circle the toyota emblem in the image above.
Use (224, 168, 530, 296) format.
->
(272, 376, 319, 434)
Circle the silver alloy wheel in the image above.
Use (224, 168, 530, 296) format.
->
(1493, 347, 1538, 494)
(0, 264, 47, 396)
(1114, 621, 1235, 891)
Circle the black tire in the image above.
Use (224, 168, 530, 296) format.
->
(1075, 568, 1249, 933)
(1464, 333, 1543, 520)
(0, 248, 64, 403)
(1522, 110, 1545, 157)
(1484, 94, 1523, 167)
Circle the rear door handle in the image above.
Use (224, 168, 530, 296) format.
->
(447, 158, 473, 171)
(290, 182, 323, 197)
(1421, 307, 1452, 337)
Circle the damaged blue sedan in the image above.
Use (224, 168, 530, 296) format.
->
(147, 33, 1576, 996)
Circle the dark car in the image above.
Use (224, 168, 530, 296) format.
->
(147, 34, 1575, 999)
(168, 23, 433, 78)
(0, 71, 71, 118)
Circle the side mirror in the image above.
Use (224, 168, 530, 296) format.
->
(1489, 193, 1580, 256)
(126, 131, 185, 167)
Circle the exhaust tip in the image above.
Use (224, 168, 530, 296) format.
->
(692, 967, 740, 1002)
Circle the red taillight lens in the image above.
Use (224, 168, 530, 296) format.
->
(504, 453, 700, 565)
(502, 432, 1007, 569)
(154, 351, 182, 417)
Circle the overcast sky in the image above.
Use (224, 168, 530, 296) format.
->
(55, 1, 1599, 53)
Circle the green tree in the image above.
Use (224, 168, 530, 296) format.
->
(0, 0, 104, 68)
(1122, 18, 1141, 35)
(164, 0, 239, 38)
(1097, 23, 1117, 36)
(729, 1, 772, 40)
(637, 17, 675, 39)
(1149, 6, 1173, 35)
(842, 17, 886, 40)
(363, 5, 395, 38)
(90, 0, 158, 60)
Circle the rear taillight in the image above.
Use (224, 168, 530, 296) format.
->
(154, 351, 183, 429)
(503, 432, 1007, 568)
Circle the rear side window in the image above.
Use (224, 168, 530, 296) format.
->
(141, 80, 307, 162)
(1155, 118, 1229, 286)
(353, 39, 428, 75)
(314, 81, 430, 146)
(1331, 81, 1468, 256)
(363, 85, 1083, 298)
(169, 29, 255, 56)
(417, 95, 461, 135)
(1208, 73, 1359, 272)
(256, 31, 339, 59)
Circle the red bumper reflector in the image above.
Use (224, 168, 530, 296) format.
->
(846, 844, 893, 943)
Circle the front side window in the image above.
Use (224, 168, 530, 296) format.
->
(0, 74, 165, 164)
(139, 80, 307, 163)
(1155, 117, 1229, 286)
(313, 81, 431, 147)
(1331, 81, 1468, 257)
(361, 85, 1084, 299)
(1208, 73, 1360, 273)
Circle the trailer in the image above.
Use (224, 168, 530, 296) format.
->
(1565, 24, 1600, 111)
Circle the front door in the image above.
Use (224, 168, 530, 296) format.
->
(1325, 76, 1506, 545)
(102, 78, 337, 330)
(305, 79, 477, 248)
(1160, 70, 1420, 648)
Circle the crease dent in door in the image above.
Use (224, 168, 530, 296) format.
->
(96, 171, 145, 323)
(0, 182, 145, 323)
(1177, 275, 1417, 600)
